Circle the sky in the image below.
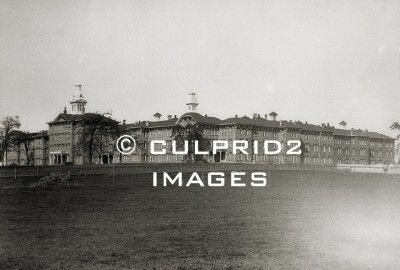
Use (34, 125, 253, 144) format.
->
(1, 0, 400, 136)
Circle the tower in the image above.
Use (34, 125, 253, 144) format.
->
(70, 84, 87, 115)
(186, 92, 199, 112)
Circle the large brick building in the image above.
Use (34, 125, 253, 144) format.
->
(121, 111, 395, 165)
(5, 87, 396, 166)
(47, 85, 119, 165)
(116, 92, 395, 165)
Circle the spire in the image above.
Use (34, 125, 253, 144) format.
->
(70, 84, 87, 115)
(63, 106, 67, 114)
(72, 84, 85, 101)
(186, 92, 199, 112)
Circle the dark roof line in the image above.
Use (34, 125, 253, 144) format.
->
(89, 112, 397, 140)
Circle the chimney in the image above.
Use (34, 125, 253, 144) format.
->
(269, 112, 278, 121)
(264, 114, 268, 120)
(167, 115, 172, 120)
(253, 113, 257, 119)
(174, 115, 177, 118)
(145, 121, 149, 127)
(123, 119, 126, 125)
(205, 114, 207, 117)
(339, 121, 347, 128)
(305, 121, 308, 124)
(153, 113, 162, 120)
(235, 114, 238, 118)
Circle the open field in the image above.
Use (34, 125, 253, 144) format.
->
(1, 171, 400, 269)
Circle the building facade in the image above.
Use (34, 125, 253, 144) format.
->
(5, 87, 396, 166)
(120, 111, 395, 165)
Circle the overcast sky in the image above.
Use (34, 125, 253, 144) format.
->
(1, 0, 399, 136)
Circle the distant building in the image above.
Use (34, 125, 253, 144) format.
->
(117, 93, 395, 165)
(6, 130, 48, 166)
(6, 88, 397, 166)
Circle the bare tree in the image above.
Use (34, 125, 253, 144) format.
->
(0, 116, 21, 166)
(79, 113, 120, 164)
(9, 131, 34, 166)
(172, 123, 210, 163)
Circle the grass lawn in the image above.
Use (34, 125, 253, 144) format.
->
(1, 171, 400, 269)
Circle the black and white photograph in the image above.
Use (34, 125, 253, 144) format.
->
(1, 0, 400, 269)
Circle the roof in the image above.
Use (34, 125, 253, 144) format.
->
(126, 113, 222, 129)
(220, 116, 280, 128)
(124, 112, 394, 140)
(8, 130, 48, 140)
(30, 130, 48, 139)
(285, 121, 330, 132)
(48, 113, 84, 124)
(125, 117, 179, 129)
(48, 113, 119, 126)
(366, 131, 394, 140)
(333, 128, 394, 140)
(180, 112, 221, 125)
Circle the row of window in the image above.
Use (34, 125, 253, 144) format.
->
(336, 148, 393, 158)
(304, 144, 332, 152)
